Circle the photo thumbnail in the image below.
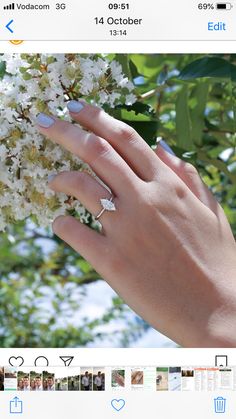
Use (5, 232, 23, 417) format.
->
(54, 368, 68, 391)
(131, 369, 144, 387)
(17, 369, 30, 391)
(80, 368, 93, 391)
(43, 370, 55, 391)
(93, 367, 105, 391)
(30, 369, 43, 391)
(0, 367, 4, 391)
(68, 367, 80, 391)
(4, 367, 17, 391)
(168, 367, 181, 391)
(156, 368, 168, 391)
(112, 369, 125, 389)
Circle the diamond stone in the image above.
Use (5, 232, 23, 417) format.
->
(100, 198, 116, 211)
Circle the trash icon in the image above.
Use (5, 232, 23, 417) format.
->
(214, 397, 226, 413)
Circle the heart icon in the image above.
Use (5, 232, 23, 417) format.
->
(9, 356, 24, 367)
(111, 399, 126, 412)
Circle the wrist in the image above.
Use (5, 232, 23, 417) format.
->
(175, 270, 236, 348)
(199, 280, 236, 347)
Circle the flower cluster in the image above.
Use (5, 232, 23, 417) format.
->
(0, 54, 136, 231)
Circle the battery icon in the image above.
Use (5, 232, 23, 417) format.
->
(216, 3, 233, 9)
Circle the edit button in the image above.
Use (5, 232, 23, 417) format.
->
(208, 22, 227, 31)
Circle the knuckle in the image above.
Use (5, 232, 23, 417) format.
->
(58, 122, 74, 138)
(115, 122, 137, 143)
(76, 171, 89, 188)
(69, 171, 88, 191)
(184, 162, 198, 177)
(138, 184, 158, 211)
(66, 171, 92, 194)
(86, 105, 101, 120)
(174, 184, 188, 200)
(71, 172, 93, 194)
(85, 134, 111, 159)
(51, 171, 79, 190)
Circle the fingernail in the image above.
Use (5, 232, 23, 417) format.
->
(159, 139, 176, 156)
(67, 100, 84, 114)
(36, 113, 55, 128)
(48, 174, 56, 184)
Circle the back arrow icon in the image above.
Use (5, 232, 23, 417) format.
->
(6, 19, 14, 33)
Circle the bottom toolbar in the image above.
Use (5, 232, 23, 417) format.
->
(0, 392, 235, 418)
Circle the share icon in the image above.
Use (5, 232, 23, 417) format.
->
(59, 356, 74, 367)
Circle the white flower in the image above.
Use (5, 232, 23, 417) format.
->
(0, 145, 7, 161)
(125, 93, 137, 106)
(0, 54, 136, 231)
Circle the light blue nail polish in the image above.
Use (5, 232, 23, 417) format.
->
(36, 113, 55, 128)
(159, 139, 176, 156)
(67, 100, 84, 114)
(48, 174, 56, 183)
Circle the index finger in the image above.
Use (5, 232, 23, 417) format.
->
(36, 112, 139, 196)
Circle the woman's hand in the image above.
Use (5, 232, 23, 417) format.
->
(112, 372, 125, 387)
(36, 101, 236, 347)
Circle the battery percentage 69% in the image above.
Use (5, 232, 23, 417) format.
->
(198, 3, 215, 9)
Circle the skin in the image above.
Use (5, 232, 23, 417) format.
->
(113, 372, 125, 387)
(31, 379, 36, 390)
(132, 371, 144, 385)
(18, 379, 23, 390)
(35, 377, 42, 388)
(23, 377, 29, 388)
(36, 101, 236, 348)
(47, 378, 54, 388)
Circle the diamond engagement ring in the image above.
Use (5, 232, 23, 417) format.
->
(95, 195, 116, 221)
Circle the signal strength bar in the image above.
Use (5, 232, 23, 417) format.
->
(3, 3, 15, 10)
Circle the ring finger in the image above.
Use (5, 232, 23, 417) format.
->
(49, 171, 117, 229)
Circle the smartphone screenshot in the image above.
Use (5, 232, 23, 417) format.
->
(0, 0, 236, 417)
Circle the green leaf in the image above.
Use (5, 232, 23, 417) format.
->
(23, 73, 32, 81)
(129, 54, 163, 79)
(124, 120, 157, 145)
(112, 107, 158, 145)
(176, 85, 194, 150)
(118, 102, 155, 117)
(0, 61, 6, 79)
(179, 57, 236, 81)
(114, 54, 132, 78)
(190, 81, 209, 146)
(129, 59, 140, 79)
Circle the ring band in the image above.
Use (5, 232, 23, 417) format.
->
(95, 195, 116, 221)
